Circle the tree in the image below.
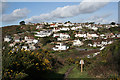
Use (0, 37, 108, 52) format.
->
(40, 37, 51, 46)
(67, 21, 71, 23)
(89, 22, 95, 24)
(65, 21, 71, 24)
(19, 21, 25, 25)
(111, 22, 116, 25)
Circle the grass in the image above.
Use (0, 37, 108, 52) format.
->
(57, 64, 74, 74)
(45, 64, 74, 78)
(67, 66, 90, 78)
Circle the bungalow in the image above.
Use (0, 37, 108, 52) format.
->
(53, 33, 70, 41)
(100, 46, 105, 50)
(73, 39, 83, 46)
(75, 33, 87, 38)
(100, 34, 105, 38)
(93, 52, 100, 57)
(35, 30, 52, 37)
(52, 27, 61, 32)
(108, 41, 113, 44)
(60, 27, 70, 31)
(50, 24, 58, 27)
(25, 36, 38, 44)
(25, 36, 34, 43)
(71, 26, 82, 30)
(101, 41, 108, 45)
(36, 24, 44, 29)
(87, 33, 99, 38)
(88, 43, 92, 47)
(63, 23, 74, 27)
(33, 39, 38, 44)
(22, 46, 29, 50)
(52, 43, 69, 51)
(9, 43, 15, 47)
(4, 36, 11, 42)
(71, 27, 76, 30)
(92, 42, 102, 47)
(53, 33, 70, 38)
(91, 27, 98, 31)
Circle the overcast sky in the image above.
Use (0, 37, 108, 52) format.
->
(0, 0, 119, 26)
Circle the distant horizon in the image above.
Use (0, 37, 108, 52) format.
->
(1, 1, 118, 27)
(2, 21, 119, 27)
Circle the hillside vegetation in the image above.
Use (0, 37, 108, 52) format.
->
(87, 40, 120, 78)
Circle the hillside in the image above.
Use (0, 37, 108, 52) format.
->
(2, 24, 120, 79)
(2, 25, 36, 38)
(87, 40, 120, 78)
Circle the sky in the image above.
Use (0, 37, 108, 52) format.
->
(0, 0, 119, 27)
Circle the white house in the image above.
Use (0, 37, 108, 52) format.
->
(73, 39, 83, 46)
(93, 43, 98, 47)
(71, 27, 76, 30)
(22, 46, 28, 50)
(53, 33, 60, 37)
(100, 34, 105, 38)
(33, 39, 38, 44)
(25, 36, 34, 43)
(60, 27, 70, 31)
(52, 28, 61, 32)
(36, 25, 44, 29)
(53, 33, 70, 38)
(71, 26, 82, 30)
(101, 41, 108, 45)
(75, 33, 87, 38)
(87, 33, 99, 38)
(88, 44, 93, 47)
(90, 27, 98, 31)
(108, 41, 113, 44)
(93, 52, 100, 57)
(63, 23, 74, 27)
(89, 42, 102, 47)
(53, 33, 70, 41)
(35, 30, 52, 37)
(85, 24, 91, 28)
(100, 46, 105, 50)
(52, 43, 69, 51)
(9, 43, 15, 47)
(4, 36, 11, 42)
(25, 36, 38, 44)
(50, 24, 58, 27)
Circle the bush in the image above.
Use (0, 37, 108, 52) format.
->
(2, 48, 59, 79)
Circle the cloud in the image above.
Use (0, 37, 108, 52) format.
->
(87, 13, 112, 24)
(25, 0, 111, 23)
(2, 8, 30, 22)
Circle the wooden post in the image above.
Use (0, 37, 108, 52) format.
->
(80, 59, 84, 73)
(81, 63, 83, 72)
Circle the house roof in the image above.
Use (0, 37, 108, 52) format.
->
(50, 24, 55, 25)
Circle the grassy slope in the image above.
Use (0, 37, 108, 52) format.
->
(87, 40, 120, 77)
(67, 66, 89, 78)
